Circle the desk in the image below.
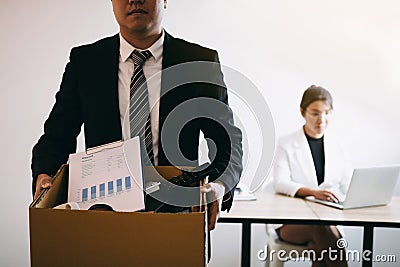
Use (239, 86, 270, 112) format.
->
(219, 193, 400, 267)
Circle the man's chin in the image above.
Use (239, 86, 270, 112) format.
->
(129, 24, 160, 36)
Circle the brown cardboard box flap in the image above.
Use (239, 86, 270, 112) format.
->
(29, 164, 207, 267)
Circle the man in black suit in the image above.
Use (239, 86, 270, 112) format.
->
(32, 0, 242, 230)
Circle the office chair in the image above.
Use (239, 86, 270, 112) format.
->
(264, 225, 309, 267)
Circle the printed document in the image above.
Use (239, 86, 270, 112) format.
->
(68, 137, 145, 212)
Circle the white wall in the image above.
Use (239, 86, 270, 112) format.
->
(1, 1, 399, 266)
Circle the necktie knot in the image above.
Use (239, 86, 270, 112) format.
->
(130, 50, 152, 67)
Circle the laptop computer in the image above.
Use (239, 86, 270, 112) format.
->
(306, 165, 400, 209)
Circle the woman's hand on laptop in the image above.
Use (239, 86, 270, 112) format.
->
(296, 187, 339, 203)
(312, 189, 339, 203)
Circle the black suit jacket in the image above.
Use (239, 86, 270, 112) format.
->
(31, 32, 243, 211)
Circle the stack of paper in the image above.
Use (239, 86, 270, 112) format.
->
(68, 137, 145, 212)
(234, 182, 257, 201)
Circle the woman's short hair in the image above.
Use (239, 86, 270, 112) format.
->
(300, 85, 333, 110)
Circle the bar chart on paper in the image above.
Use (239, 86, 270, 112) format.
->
(80, 176, 133, 202)
(68, 137, 145, 212)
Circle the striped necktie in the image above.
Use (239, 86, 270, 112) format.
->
(129, 50, 154, 165)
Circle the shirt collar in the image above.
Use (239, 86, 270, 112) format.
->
(119, 30, 164, 63)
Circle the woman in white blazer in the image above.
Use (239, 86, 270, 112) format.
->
(273, 85, 352, 267)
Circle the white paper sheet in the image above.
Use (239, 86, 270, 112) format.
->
(68, 137, 145, 212)
(234, 182, 257, 201)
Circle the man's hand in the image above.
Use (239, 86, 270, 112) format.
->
(201, 181, 226, 231)
(34, 174, 53, 200)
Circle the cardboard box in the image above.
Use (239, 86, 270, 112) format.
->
(29, 164, 208, 267)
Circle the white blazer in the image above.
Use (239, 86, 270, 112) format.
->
(273, 128, 353, 199)
(272, 128, 353, 231)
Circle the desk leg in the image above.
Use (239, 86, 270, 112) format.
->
(362, 225, 374, 267)
(241, 220, 251, 267)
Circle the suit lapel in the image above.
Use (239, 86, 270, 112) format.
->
(97, 34, 120, 109)
(161, 32, 176, 71)
(159, 32, 172, 130)
(84, 34, 122, 148)
(158, 32, 197, 165)
(104, 35, 120, 100)
(158, 32, 179, 164)
(293, 129, 318, 187)
(160, 32, 180, 101)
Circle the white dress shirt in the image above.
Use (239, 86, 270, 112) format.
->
(118, 31, 164, 165)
